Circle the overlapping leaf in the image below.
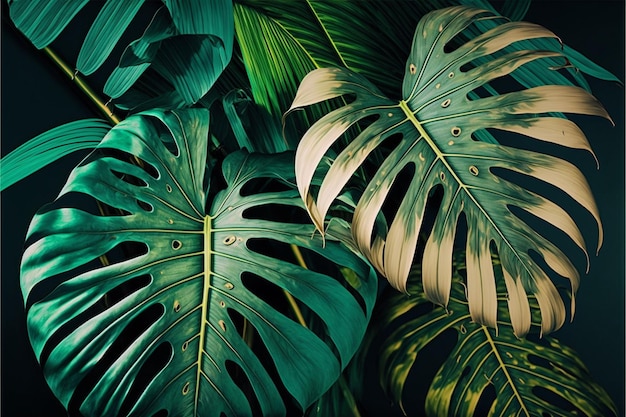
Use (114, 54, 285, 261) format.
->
(232, 0, 617, 143)
(20, 109, 377, 416)
(289, 6, 611, 336)
(8, 0, 234, 110)
(106, 2, 233, 111)
(232, 0, 531, 145)
(360, 260, 617, 417)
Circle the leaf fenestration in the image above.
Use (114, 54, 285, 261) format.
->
(362, 261, 618, 417)
(20, 109, 377, 416)
(290, 6, 611, 336)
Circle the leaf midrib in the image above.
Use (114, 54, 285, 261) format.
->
(304, 0, 349, 68)
(194, 215, 213, 415)
(398, 100, 532, 283)
(481, 326, 529, 417)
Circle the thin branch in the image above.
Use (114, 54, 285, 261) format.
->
(41, 47, 120, 125)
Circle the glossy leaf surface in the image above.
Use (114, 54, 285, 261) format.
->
(290, 6, 611, 336)
(367, 261, 617, 417)
(20, 109, 376, 416)
(0, 119, 111, 191)
(8, 0, 234, 110)
(107, 2, 234, 110)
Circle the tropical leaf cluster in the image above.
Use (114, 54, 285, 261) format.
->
(1, 1, 621, 416)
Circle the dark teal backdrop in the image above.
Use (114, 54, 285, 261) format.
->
(1, 1, 623, 416)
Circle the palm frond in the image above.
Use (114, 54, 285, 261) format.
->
(0, 119, 111, 191)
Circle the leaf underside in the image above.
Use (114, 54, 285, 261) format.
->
(290, 5, 611, 337)
(20, 109, 376, 416)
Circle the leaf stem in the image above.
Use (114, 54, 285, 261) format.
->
(41, 47, 120, 125)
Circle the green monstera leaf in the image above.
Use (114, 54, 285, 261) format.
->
(361, 258, 618, 417)
(288, 6, 612, 337)
(20, 109, 377, 416)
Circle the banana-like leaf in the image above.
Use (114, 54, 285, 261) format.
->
(107, 2, 234, 111)
(0, 119, 111, 191)
(365, 260, 618, 417)
(76, 0, 146, 75)
(221, 89, 288, 154)
(289, 6, 612, 336)
(20, 109, 377, 416)
(9, 0, 234, 110)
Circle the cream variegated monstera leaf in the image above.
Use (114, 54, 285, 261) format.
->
(288, 6, 611, 337)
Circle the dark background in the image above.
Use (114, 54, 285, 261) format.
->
(1, 1, 624, 416)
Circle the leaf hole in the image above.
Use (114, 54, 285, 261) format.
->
(239, 177, 293, 197)
(38, 274, 151, 366)
(137, 199, 153, 212)
(67, 304, 165, 415)
(399, 327, 457, 415)
(30, 193, 128, 225)
(460, 61, 477, 72)
(472, 381, 496, 417)
(171, 240, 182, 250)
(161, 136, 180, 158)
(409, 63, 417, 74)
(532, 386, 587, 415)
(98, 148, 159, 179)
(451, 126, 462, 137)
(242, 203, 310, 224)
(225, 361, 263, 416)
(528, 353, 552, 370)
(182, 382, 190, 395)
(240, 271, 290, 315)
(223, 235, 237, 246)
(111, 169, 148, 187)
(379, 162, 416, 234)
(26, 241, 148, 312)
(118, 342, 173, 416)
(441, 98, 451, 108)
